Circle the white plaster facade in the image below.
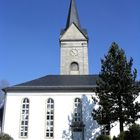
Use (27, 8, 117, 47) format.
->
(3, 91, 100, 140)
(3, 91, 140, 140)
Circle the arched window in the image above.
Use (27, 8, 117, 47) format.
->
(70, 62, 79, 71)
(20, 98, 30, 138)
(74, 98, 82, 122)
(46, 98, 54, 138)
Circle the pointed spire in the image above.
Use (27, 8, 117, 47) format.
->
(66, 0, 81, 29)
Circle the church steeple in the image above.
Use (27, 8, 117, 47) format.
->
(60, 0, 89, 75)
(66, 0, 81, 29)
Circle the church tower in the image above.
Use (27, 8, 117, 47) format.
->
(60, 0, 89, 75)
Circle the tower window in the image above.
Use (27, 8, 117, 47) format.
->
(20, 98, 30, 138)
(74, 98, 82, 123)
(70, 62, 79, 71)
(46, 98, 54, 138)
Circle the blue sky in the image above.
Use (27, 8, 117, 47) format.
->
(0, 0, 140, 86)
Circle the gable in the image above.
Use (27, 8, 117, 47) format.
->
(60, 23, 87, 40)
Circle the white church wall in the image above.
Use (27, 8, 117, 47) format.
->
(3, 89, 138, 135)
(82, 95, 100, 140)
(4, 91, 138, 140)
(3, 91, 100, 140)
(3, 95, 22, 140)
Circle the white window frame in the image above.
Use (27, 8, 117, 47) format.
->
(74, 98, 82, 122)
(20, 98, 30, 138)
(45, 98, 54, 138)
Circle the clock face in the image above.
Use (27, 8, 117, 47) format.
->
(70, 49, 78, 56)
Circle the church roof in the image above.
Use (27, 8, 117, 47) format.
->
(4, 75, 99, 92)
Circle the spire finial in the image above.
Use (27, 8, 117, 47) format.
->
(66, 0, 81, 29)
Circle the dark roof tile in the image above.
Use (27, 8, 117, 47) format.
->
(4, 75, 99, 92)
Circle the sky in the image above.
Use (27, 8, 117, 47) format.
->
(0, 0, 140, 86)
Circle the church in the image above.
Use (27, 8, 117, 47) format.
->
(2, 0, 140, 140)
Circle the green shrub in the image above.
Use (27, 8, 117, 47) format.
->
(96, 135, 111, 140)
(116, 131, 128, 140)
(114, 124, 140, 140)
(128, 124, 140, 140)
(112, 136, 118, 140)
(0, 133, 13, 140)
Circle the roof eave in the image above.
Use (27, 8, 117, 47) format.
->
(4, 85, 97, 92)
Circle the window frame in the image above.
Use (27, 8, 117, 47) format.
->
(73, 98, 82, 123)
(19, 98, 30, 138)
(45, 98, 54, 139)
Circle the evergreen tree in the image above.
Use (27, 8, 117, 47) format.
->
(92, 42, 140, 133)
